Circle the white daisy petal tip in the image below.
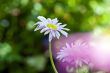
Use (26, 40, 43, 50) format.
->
(33, 23, 37, 26)
(34, 16, 70, 42)
(65, 28, 70, 31)
(37, 16, 46, 21)
(52, 18, 58, 24)
(34, 28, 39, 31)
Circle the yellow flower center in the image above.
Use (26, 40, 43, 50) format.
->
(47, 24, 58, 30)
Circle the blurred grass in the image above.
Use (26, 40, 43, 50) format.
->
(0, 0, 110, 73)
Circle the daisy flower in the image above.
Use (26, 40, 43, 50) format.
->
(56, 40, 91, 68)
(34, 16, 70, 42)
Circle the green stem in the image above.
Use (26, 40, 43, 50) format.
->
(49, 42, 58, 73)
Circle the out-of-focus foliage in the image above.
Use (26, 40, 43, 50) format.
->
(76, 66, 89, 73)
(0, 0, 110, 73)
(75, 66, 106, 73)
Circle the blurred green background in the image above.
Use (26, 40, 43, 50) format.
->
(0, 0, 110, 73)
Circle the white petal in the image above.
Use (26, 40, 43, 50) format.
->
(63, 28, 70, 31)
(47, 18, 52, 23)
(49, 33, 53, 42)
(34, 23, 37, 25)
(37, 16, 46, 21)
(51, 31, 55, 37)
(44, 30, 50, 35)
(59, 30, 68, 37)
(40, 28, 48, 33)
(55, 31, 60, 39)
(52, 18, 58, 24)
(34, 27, 39, 31)
(57, 23, 62, 26)
(56, 34, 59, 39)
(61, 24, 67, 27)
(34, 22, 42, 25)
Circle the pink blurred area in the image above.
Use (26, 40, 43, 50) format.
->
(52, 33, 110, 73)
